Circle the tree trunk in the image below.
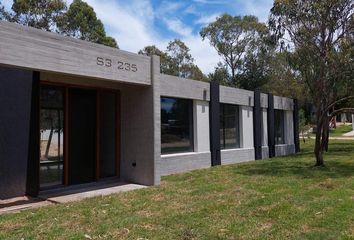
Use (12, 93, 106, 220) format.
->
(45, 126, 54, 160)
(314, 111, 325, 166)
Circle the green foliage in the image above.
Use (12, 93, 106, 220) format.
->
(0, 0, 118, 48)
(201, 14, 272, 88)
(138, 40, 206, 81)
(263, 52, 307, 101)
(58, 0, 117, 48)
(2, 0, 66, 31)
(207, 62, 231, 86)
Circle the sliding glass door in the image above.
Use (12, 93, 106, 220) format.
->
(40, 86, 64, 189)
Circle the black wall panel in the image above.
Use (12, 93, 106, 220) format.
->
(26, 72, 40, 197)
(253, 90, 262, 160)
(68, 88, 96, 185)
(100, 91, 116, 178)
(210, 82, 221, 166)
(267, 94, 275, 158)
(293, 99, 300, 153)
(0, 67, 34, 199)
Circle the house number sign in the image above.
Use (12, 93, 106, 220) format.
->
(97, 57, 138, 72)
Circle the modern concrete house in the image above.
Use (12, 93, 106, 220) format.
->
(0, 21, 300, 200)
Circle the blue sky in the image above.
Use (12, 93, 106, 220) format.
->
(2, 0, 274, 74)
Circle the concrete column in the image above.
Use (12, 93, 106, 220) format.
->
(193, 100, 210, 152)
(262, 109, 268, 146)
(240, 106, 254, 148)
(151, 55, 161, 185)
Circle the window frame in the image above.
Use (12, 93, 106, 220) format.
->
(220, 103, 241, 150)
(160, 96, 194, 155)
(274, 109, 285, 145)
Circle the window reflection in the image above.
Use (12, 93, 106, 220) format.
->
(220, 104, 240, 149)
(275, 110, 285, 144)
(161, 97, 193, 154)
(40, 86, 64, 188)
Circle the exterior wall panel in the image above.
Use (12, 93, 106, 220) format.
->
(221, 148, 255, 165)
(0, 67, 33, 199)
(0, 21, 151, 85)
(160, 74, 210, 101)
(193, 100, 210, 152)
(220, 86, 254, 106)
(240, 106, 254, 148)
(160, 152, 211, 176)
(275, 144, 296, 156)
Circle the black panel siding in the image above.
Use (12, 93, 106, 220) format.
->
(253, 90, 262, 160)
(267, 94, 275, 158)
(68, 88, 96, 185)
(293, 99, 300, 153)
(26, 72, 40, 197)
(0, 66, 33, 199)
(210, 82, 221, 166)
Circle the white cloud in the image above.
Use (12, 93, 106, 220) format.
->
(183, 35, 220, 74)
(195, 13, 221, 25)
(163, 18, 193, 37)
(1, 0, 13, 10)
(237, 0, 273, 23)
(193, 0, 228, 4)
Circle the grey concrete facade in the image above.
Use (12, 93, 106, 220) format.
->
(0, 21, 299, 199)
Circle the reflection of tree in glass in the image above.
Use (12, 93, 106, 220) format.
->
(168, 100, 190, 139)
(40, 110, 63, 160)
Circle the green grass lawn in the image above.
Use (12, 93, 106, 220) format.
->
(330, 124, 353, 137)
(1, 140, 354, 240)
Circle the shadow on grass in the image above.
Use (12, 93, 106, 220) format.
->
(237, 141, 354, 179)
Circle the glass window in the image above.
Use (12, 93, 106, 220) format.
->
(40, 86, 64, 188)
(161, 97, 193, 154)
(220, 103, 240, 149)
(275, 110, 285, 144)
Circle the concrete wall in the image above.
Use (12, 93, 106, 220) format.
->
(0, 21, 151, 85)
(0, 67, 33, 199)
(220, 86, 254, 106)
(275, 144, 295, 156)
(240, 106, 254, 148)
(160, 152, 211, 176)
(193, 100, 210, 152)
(120, 57, 160, 185)
(160, 74, 210, 101)
(262, 109, 268, 146)
(274, 96, 294, 111)
(221, 148, 255, 165)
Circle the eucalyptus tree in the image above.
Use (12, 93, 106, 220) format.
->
(270, 0, 354, 166)
(138, 45, 170, 74)
(200, 14, 270, 86)
(0, 0, 66, 31)
(139, 40, 206, 81)
(58, 0, 118, 48)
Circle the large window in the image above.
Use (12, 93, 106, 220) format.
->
(40, 86, 64, 188)
(275, 110, 285, 144)
(220, 103, 240, 149)
(161, 97, 193, 154)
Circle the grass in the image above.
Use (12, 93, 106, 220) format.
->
(1, 140, 354, 240)
(330, 124, 353, 137)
